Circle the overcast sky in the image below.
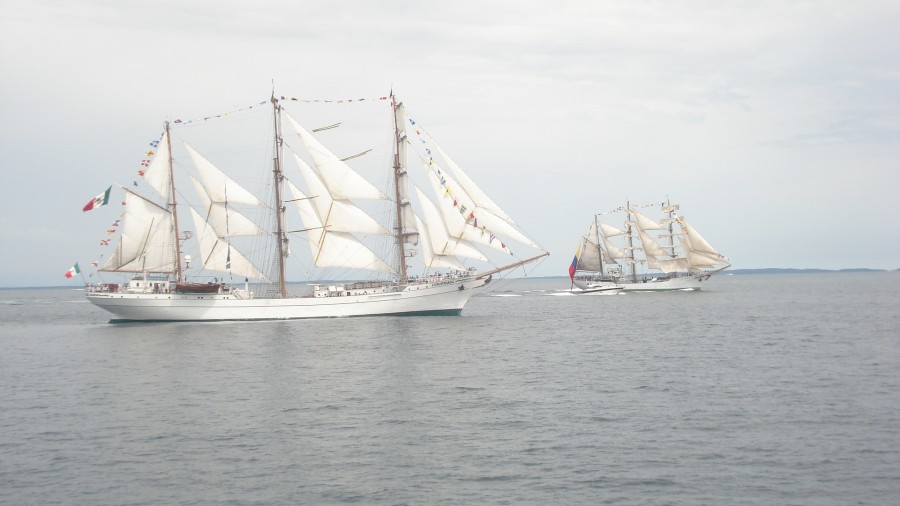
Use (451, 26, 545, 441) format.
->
(2, 0, 898, 287)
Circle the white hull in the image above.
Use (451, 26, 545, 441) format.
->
(572, 284, 623, 295)
(87, 277, 489, 322)
(573, 273, 715, 293)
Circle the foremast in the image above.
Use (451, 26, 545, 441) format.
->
(271, 95, 288, 297)
(165, 121, 185, 284)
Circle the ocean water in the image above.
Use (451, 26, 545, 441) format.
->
(1, 273, 898, 505)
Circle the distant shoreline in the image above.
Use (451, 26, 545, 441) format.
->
(726, 268, 898, 275)
(3, 268, 898, 289)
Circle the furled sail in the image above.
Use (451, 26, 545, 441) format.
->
(284, 113, 388, 201)
(393, 101, 419, 247)
(188, 207, 269, 281)
(101, 188, 176, 273)
(286, 180, 393, 273)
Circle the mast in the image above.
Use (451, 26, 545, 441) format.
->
(664, 197, 676, 259)
(626, 200, 637, 283)
(593, 214, 604, 276)
(391, 92, 408, 283)
(165, 121, 184, 283)
(271, 95, 288, 297)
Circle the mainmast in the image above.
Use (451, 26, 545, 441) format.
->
(391, 92, 409, 283)
(165, 121, 184, 283)
(271, 95, 288, 297)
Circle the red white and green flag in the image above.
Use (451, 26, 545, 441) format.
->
(83, 186, 112, 212)
(64, 263, 80, 279)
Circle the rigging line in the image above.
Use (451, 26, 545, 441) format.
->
(284, 195, 319, 203)
(340, 149, 372, 162)
(286, 225, 328, 234)
(312, 123, 341, 132)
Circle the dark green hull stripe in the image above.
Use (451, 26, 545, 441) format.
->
(107, 308, 463, 324)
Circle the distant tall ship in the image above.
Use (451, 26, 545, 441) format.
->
(83, 92, 547, 321)
(569, 201, 729, 292)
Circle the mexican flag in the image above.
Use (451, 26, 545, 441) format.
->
(83, 186, 111, 212)
(65, 263, 80, 279)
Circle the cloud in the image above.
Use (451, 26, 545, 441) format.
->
(2, 0, 900, 286)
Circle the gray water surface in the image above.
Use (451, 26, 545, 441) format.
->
(1, 273, 898, 504)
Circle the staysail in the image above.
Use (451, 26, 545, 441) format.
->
(414, 186, 486, 262)
(100, 188, 176, 273)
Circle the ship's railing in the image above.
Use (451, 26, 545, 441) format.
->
(85, 283, 123, 294)
(86, 282, 236, 295)
(310, 270, 475, 298)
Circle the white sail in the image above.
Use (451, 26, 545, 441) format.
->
(424, 162, 513, 255)
(142, 130, 171, 199)
(648, 256, 691, 273)
(432, 142, 513, 222)
(414, 215, 468, 270)
(687, 251, 724, 269)
(287, 180, 393, 273)
(185, 144, 263, 207)
(630, 209, 664, 231)
(430, 148, 541, 250)
(573, 222, 601, 271)
(678, 217, 722, 258)
(101, 189, 176, 273)
(291, 153, 388, 235)
(415, 186, 486, 261)
(599, 221, 627, 237)
(575, 240, 603, 272)
(636, 228, 667, 257)
(284, 113, 388, 201)
(188, 207, 268, 281)
(189, 176, 265, 237)
(603, 237, 628, 260)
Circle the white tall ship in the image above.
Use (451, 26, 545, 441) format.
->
(85, 93, 547, 321)
(571, 201, 729, 292)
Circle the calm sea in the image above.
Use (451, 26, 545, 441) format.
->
(1, 273, 898, 505)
